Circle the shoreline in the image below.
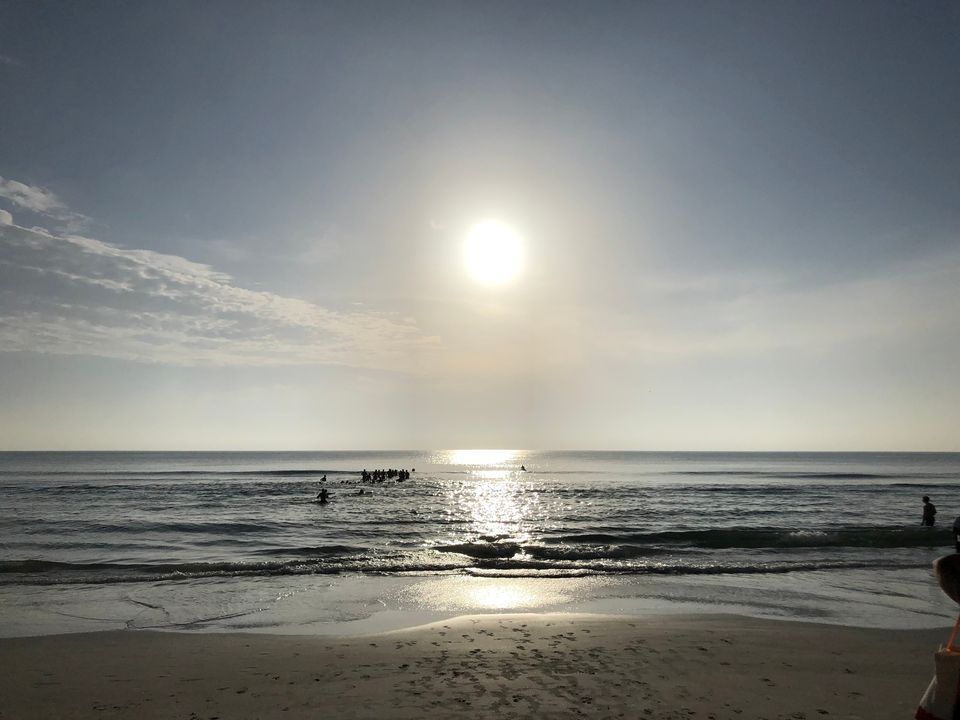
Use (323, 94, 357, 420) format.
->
(2, 566, 954, 639)
(0, 612, 948, 719)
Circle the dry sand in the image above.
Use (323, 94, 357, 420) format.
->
(0, 614, 945, 719)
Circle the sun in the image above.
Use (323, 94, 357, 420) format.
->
(463, 220, 524, 285)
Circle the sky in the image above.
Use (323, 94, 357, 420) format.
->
(0, 1, 958, 450)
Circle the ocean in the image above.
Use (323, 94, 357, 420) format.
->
(2, 451, 958, 636)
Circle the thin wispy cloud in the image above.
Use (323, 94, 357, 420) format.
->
(0, 176, 88, 230)
(0, 223, 439, 369)
(0, 177, 65, 215)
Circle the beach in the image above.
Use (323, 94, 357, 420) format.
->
(0, 613, 944, 719)
(3, 452, 957, 718)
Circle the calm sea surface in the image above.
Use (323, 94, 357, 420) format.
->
(2, 451, 959, 635)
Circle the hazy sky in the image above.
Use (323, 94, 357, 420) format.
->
(1, 1, 958, 450)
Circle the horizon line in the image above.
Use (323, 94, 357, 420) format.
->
(1, 448, 959, 454)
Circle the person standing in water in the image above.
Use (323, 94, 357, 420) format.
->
(922, 496, 937, 526)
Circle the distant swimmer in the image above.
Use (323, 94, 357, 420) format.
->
(520, 465, 527, 472)
(357, 488, 366, 496)
(316, 487, 330, 504)
(922, 496, 937, 527)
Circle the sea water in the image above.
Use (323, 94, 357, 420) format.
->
(1, 451, 958, 636)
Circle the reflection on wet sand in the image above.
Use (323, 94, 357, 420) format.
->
(398, 575, 589, 612)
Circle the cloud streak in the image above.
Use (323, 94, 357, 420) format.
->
(0, 223, 438, 369)
(0, 176, 88, 229)
(0, 176, 67, 215)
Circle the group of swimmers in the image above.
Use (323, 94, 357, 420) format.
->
(361, 468, 412, 482)
(314, 468, 416, 504)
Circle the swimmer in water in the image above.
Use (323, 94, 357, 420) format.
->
(316, 487, 330, 503)
(922, 496, 937, 527)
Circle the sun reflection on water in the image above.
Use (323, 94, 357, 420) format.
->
(466, 473, 533, 539)
(440, 449, 537, 544)
(446, 449, 519, 467)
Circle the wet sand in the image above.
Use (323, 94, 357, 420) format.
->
(0, 614, 944, 719)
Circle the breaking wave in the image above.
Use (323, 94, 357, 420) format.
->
(551, 527, 951, 549)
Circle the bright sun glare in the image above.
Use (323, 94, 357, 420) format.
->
(463, 220, 524, 285)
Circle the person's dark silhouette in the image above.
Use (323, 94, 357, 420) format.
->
(922, 496, 937, 526)
(316, 487, 330, 503)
